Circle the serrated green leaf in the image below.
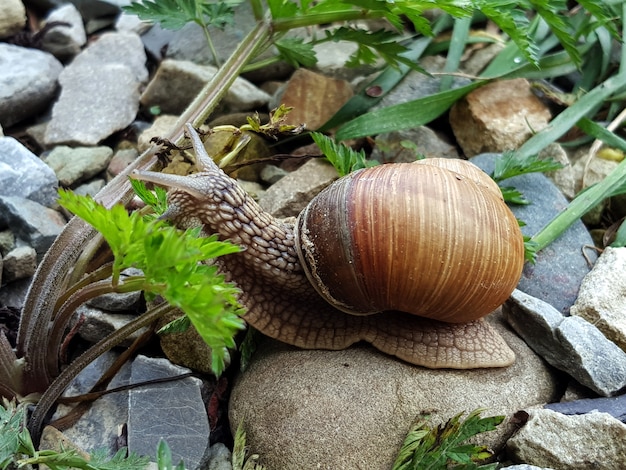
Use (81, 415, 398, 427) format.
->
(311, 132, 378, 176)
(492, 152, 564, 182)
(274, 37, 317, 67)
(123, 0, 199, 30)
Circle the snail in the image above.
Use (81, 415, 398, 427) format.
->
(132, 124, 525, 369)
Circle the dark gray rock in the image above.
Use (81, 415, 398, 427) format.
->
(0, 44, 63, 127)
(545, 394, 626, 423)
(2, 246, 37, 282)
(0, 137, 59, 208)
(471, 153, 596, 314)
(0, 278, 31, 309)
(0, 196, 66, 259)
(75, 304, 147, 347)
(164, 3, 255, 66)
(128, 355, 210, 470)
(504, 289, 626, 396)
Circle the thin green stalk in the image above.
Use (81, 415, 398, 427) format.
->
(271, 10, 385, 31)
(199, 20, 221, 67)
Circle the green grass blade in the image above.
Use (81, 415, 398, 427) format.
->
(531, 156, 626, 250)
(515, 72, 626, 160)
(577, 118, 626, 152)
(440, 16, 471, 92)
(483, 50, 579, 80)
(334, 80, 485, 141)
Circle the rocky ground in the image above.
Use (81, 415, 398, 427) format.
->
(1, 1, 626, 469)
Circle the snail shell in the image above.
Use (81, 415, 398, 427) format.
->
(295, 158, 525, 323)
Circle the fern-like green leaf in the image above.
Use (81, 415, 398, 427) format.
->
(311, 132, 378, 176)
(392, 409, 503, 470)
(274, 37, 317, 68)
(492, 151, 564, 183)
(58, 189, 245, 375)
(123, 0, 241, 30)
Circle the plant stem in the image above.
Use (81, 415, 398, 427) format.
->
(199, 21, 222, 67)
(271, 9, 385, 31)
(172, 15, 272, 135)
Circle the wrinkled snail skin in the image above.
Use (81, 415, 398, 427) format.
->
(131, 124, 523, 369)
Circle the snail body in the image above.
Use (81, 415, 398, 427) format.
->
(132, 124, 525, 369)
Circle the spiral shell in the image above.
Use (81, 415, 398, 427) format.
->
(294, 158, 524, 323)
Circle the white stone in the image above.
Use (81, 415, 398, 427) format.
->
(571, 246, 626, 352)
(507, 409, 626, 469)
(0, 0, 26, 39)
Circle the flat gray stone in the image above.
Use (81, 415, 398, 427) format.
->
(44, 64, 141, 146)
(128, 356, 210, 470)
(258, 158, 339, 218)
(44, 31, 147, 146)
(0, 196, 66, 258)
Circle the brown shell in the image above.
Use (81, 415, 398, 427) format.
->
(294, 158, 525, 323)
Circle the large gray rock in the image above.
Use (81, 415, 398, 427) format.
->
(506, 409, 626, 469)
(44, 32, 147, 145)
(229, 313, 561, 470)
(505, 289, 626, 397)
(0, 44, 62, 127)
(0, 137, 58, 207)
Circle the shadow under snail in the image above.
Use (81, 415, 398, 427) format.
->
(132, 124, 525, 369)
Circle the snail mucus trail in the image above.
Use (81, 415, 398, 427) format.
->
(131, 124, 525, 369)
